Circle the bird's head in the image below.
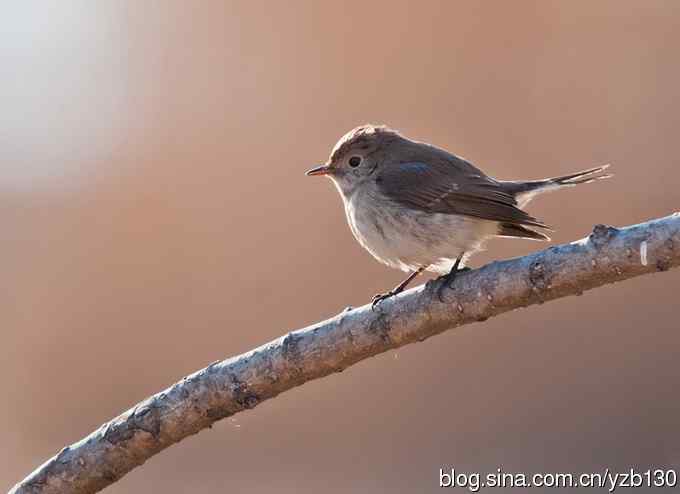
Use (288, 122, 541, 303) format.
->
(306, 124, 401, 196)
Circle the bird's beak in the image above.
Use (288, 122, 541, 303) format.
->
(305, 164, 332, 177)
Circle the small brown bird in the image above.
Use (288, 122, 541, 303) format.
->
(307, 125, 611, 306)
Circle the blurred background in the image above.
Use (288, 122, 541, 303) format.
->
(2, 1, 679, 492)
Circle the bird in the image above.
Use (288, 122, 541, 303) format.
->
(306, 125, 612, 306)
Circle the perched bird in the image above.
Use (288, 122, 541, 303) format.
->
(306, 125, 611, 306)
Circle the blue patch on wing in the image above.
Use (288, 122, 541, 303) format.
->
(397, 161, 430, 174)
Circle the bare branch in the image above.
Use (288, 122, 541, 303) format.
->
(10, 213, 680, 494)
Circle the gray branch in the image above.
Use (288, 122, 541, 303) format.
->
(10, 213, 680, 494)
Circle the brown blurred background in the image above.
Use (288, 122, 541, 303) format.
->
(2, 1, 680, 492)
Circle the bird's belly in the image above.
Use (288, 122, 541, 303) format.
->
(345, 195, 496, 273)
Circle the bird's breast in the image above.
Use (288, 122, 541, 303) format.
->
(343, 186, 430, 271)
(342, 185, 497, 273)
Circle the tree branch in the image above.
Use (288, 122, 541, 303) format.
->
(10, 213, 680, 494)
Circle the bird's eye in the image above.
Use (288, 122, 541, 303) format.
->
(348, 156, 362, 167)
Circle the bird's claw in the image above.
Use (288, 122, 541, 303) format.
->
(436, 279, 449, 303)
(436, 266, 471, 302)
(371, 291, 396, 310)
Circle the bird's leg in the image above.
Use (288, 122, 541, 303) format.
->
(372, 266, 426, 309)
(437, 253, 470, 302)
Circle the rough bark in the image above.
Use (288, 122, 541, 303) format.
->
(10, 213, 680, 494)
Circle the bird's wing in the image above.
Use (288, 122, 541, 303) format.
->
(375, 159, 549, 229)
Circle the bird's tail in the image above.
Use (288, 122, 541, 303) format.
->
(501, 164, 613, 208)
(496, 165, 612, 242)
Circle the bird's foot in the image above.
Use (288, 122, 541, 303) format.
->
(436, 266, 471, 302)
(371, 291, 398, 310)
